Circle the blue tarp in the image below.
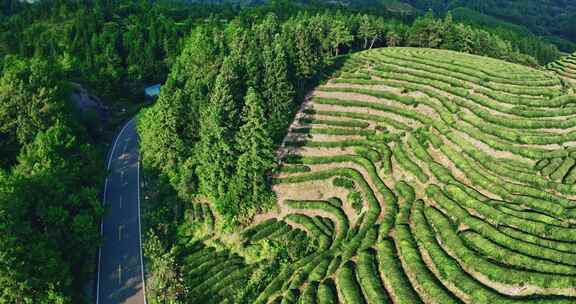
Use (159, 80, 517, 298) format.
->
(145, 84, 161, 98)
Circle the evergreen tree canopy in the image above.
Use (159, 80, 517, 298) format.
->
(226, 87, 275, 226)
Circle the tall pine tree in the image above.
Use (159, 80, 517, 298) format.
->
(139, 26, 226, 196)
(227, 87, 275, 226)
(196, 55, 244, 202)
(262, 36, 295, 142)
(359, 14, 378, 49)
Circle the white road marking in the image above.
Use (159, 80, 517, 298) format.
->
(96, 118, 135, 304)
(118, 264, 122, 285)
(119, 196, 122, 209)
(118, 225, 124, 241)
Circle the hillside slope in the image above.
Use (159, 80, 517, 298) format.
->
(549, 53, 576, 87)
(187, 47, 576, 303)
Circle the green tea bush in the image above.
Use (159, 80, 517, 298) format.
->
(336, 261, 365, 304)
(356, 250, 389, 304)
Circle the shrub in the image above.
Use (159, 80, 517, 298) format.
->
(425, 206, 576, 294)
(333, 177, 356, 190)
(348, 191, 364, 214)
(394, 199, 459, 304)
(279, 165, 312, 174)
(392, 143, 429, 183)
(335, 261, 365, 304)
(356, 250, 390, 303)
(375, 240, 422, 303)
(317, 280, 338, 304)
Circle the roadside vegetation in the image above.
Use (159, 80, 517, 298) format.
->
(0, 56, 103, 303)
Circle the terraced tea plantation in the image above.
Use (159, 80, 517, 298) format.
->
(548, 52, 576, 86)
(183, 47, 576, 303)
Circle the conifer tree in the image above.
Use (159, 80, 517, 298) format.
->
(139, 25, 225, 185)
(289, 21, 321, 89)
(408, 9, 444, 48)
(262, 37, 296, 142)
(227, 87, 275, 225)
(329, 19, 353, 56)
(244, 36, 264, 92)
(139, 86, 186, 173)
(359, 14, 378, 49)
(196, 56, 243, 201)
(255, 13, 280, 44)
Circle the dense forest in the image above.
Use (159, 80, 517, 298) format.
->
(0, 0, 229, 101)
(0, 0, 223, 302)
(169, 0, 576, 54)
(0, 57, 103, 302)
(0, 0, 574, 302)
(399, 0, 576, 47)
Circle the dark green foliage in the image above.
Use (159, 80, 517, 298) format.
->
(333, 177, 356, 190)
(262, 36, 296, 141)
(406, 10, 540, 65)
(400, 1, 576, 53)
(5, 1, 575, 303)
(226, 88, 276, 226)
(348, 192, 364, 214)
(336, 261, 366, 304)
(0, 57, 66, 167)
(0, 108, 104, 303)
(0, 0, 224, 100)
(139, 25, 226, 183)
(196, 56, 241, 203)
(449, 8, 566, 63)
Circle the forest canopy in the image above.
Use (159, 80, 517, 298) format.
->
(0, 56, 103, 303)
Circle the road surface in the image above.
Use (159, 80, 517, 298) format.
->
(97, 118, 146, 304)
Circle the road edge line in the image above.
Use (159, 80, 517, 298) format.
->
(137, 146, 148, 304)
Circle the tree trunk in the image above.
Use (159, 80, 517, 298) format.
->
(369, 37, 377, 49)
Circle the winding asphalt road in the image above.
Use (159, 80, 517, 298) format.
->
(97, 118, 146, 304)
